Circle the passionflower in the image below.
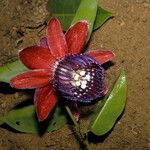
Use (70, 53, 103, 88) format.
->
(10, 17, 115, 121)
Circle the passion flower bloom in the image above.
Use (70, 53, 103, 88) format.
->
(10, 17, 115, 122)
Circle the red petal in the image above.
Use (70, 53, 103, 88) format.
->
(39, 37, 48, 48)
(47, 17, 68, 58)
(35, 85, 57, 122)
(85, 50, 115, 64)
(65, 21, 88, 54)
(19, 46, 57, 69)
(10, 69, 51, 89)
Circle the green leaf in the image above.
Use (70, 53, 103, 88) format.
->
(0, 60, 28, 83)
(71, 0, 97, 42)
(47, 1, 112, 32)
(93, 6, 113, 30)
(89, 69, 127, 136)
(47, 0, 81, 31)
(0, 105, 67, 133)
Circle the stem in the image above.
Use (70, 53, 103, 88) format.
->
(65, 106, 91, 150)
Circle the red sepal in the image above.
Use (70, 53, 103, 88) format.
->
(47, 17, 68, 58)
(67, 102, 79, 121)
(19, 46, 57, 69)
(65, 21, 88, 54)
(85, 50, 115, 64)
(35, 85, 57, 122)
(10, 69, 51, 89)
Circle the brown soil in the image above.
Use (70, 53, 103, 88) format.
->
(0, 0, 149, 150)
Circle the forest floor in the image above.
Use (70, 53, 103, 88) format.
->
(0, 0, 149, 149)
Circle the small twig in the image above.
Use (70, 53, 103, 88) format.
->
(25, 22, 47, 30)
(65, 106, 91, 150)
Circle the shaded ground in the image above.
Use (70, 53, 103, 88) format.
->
(0, 0, 149, 149)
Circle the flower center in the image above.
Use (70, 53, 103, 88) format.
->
(53, 54, 105, 103)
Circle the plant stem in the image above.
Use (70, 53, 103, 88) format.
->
(65, 106, 91, 150)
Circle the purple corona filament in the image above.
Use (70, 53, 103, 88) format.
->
(53, 54, 105, 102)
